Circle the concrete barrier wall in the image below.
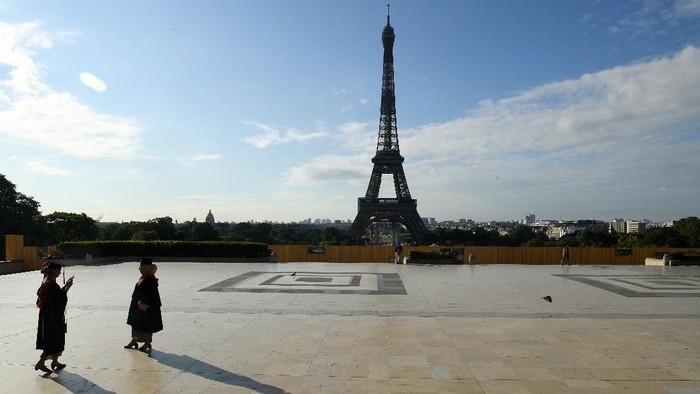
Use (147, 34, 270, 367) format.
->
(269, 245, 700, 265)
(0, 260, 24, 275)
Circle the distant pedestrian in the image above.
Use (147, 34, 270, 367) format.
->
(35, 261, 74, 373)
(124, 258, 163, 352)
(561, 246, 570, 265)
(468, 253, 476, 265)
(394, 245, 403, 264)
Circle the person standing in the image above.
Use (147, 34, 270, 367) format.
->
(561, 246, 570, 265)
(394, 244, 403, 264)
(35, 261, 74, 373)
(124, 258, 163, 352)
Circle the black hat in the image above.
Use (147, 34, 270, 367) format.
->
(46, 261, 62, 269)
(140, 257, 153, 265)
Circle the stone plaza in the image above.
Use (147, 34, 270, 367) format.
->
(1, 261, 700, 393)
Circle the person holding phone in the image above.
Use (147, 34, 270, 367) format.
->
(124, 257, 163, 352)
(35, 261, 73, 373)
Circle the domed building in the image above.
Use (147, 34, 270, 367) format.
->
(205, 209, 215, 225)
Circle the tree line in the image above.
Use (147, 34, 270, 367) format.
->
(2, 173, 699, 259)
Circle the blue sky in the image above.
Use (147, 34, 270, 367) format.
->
(1, 1, 699, 224)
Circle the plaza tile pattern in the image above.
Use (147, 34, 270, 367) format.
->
(555, 274, 700, 297)
(1, 262, 700, 393)
(200, 271, 407, 295)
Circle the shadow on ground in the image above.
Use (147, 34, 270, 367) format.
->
(45, 370, 116, 393)
(150, 351, 289, 394)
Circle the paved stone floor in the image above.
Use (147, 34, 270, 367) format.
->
(1, 262, 700, 393)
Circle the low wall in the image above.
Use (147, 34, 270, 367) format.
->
(645, 256, 700, 266)
(0, 260, 24, 275)
(269, 245, 700, 265)
(670, 260, 700, 266)
(6, 235, 700, 271)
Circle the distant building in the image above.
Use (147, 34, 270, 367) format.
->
(205, 209, 215, 225)
(611, 218, 626, 233)
(523, 214, 536, 225)
(422, 218, 438, 227)
(626, 220, 646, 234)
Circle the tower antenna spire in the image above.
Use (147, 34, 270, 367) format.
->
(387, 3, 390, 25)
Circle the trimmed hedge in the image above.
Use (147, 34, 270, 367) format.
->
(408, 249, 459, 260)
(57, 241, 269, 259)
(669, 252, 700, 261)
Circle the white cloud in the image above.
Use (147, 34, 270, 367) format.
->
(339, 122, 372, 134)
(0, 93, 140, 158)
(0, 20, 141, 159)
(190, 154, 221, 162)
(175, 194, 230, 201)
(609, 0, 700, 35)
(242, 121, 327, 148)
(402, 46, 700, 159)
(284, 154, 368, 185)
(674, 0, 700, 17)
(178, 154, 222, 166)
(79, 72, 107, 92)
(116, 168, 142, 179)
(26, 160, 72, 176)
(286, 46, 700, 219)
(337, 121, 375, 152)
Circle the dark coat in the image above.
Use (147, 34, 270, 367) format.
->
(126, 276, 163, 333)
(36, 282, 67, 355)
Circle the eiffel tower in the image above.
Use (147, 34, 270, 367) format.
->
(350, 6, 428, 244)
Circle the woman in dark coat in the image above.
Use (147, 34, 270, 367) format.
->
(35, 261, 74, 373)
(124, 258, 162, 352)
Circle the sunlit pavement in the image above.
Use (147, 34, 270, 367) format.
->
(2, 261, 700, 393)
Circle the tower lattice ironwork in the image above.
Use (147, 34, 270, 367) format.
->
(350, 7, 428, 244)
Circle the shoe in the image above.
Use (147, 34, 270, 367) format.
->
(51, 361, 66, 370)
(34, 362, 52, 373)
(124, 341, 138, 349)
(138, 343, 152, 352)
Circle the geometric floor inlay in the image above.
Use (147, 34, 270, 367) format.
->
(200, 271, 407, 295)
(554, 274, 700, 297)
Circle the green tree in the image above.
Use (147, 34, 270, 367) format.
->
(640, 226, 687, 247)
(44, 212, 99, 243)
(189, 222, 219, 241)
(575, 230, 617, 247)
(523, 237, 545, 246)
(505, 225, 547, 246)
(617, 233, 641, 248)
(320, 227, 342, 245)
(557, 234, 580, 247)
(473, 227, 499, 246)
(145, 217, 178, 240)
(99, 222, 141, 240)
(223, 222, 275, 243)
(1, 174, 48, 257)
(674, 217, 700, 247)
(131, 230, 159, 241)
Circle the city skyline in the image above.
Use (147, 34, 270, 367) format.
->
(1, 1, 699, 224)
